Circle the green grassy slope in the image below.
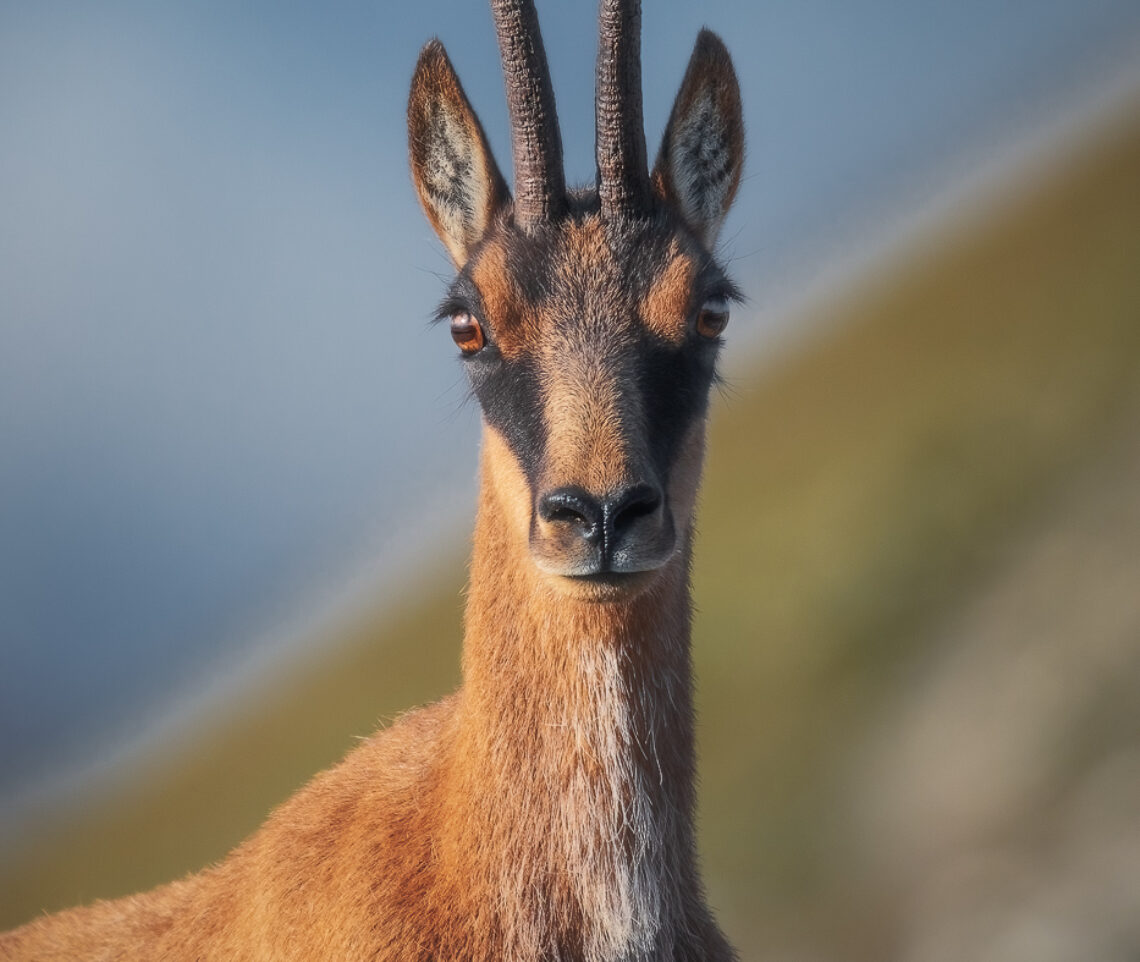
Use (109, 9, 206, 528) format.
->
(3, 111, 1140, 958)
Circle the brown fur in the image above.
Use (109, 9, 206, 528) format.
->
(640, 241, 698, 344)
(540, 219, 640, 496)
(2, 3, 744, 957)
(468, 240, 536, 360)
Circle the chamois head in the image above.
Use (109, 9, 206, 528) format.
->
(409, 0, 743, 599)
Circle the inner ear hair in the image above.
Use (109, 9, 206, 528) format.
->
(408, 40, 509, 265)
(653, 29, 744, 248)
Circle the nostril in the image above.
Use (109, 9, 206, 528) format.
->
(538, 487, 604, 536)
(546, 505, 589, 526)
(609, 484, 663, 533)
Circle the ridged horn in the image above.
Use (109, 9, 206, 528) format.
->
(595, 0, 650, 217)
(490, 0, 567, 227)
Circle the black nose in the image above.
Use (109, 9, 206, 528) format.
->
(538, 483, 663, 556)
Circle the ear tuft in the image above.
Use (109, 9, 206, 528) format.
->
(652, 29, 744, 247)
(408, 40, 508, 265)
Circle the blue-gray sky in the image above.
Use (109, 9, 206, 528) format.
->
(2, 0, 1140, 810)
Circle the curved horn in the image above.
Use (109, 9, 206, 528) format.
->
(490, 0, 566, 227)
(595, 0, 650, 217)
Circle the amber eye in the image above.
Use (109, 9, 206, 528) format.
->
(696, 297, 730, 339)
(450, 312, 485, 354)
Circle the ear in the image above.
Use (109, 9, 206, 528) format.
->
(408, 40, 509, 266)
(652, 30, 744, 247)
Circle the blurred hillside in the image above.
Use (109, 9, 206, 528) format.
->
(3, 103, 1140, 961)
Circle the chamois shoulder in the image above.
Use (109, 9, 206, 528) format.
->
(0, 697, 460, 962)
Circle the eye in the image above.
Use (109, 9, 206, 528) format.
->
(695, 297, 730, 339)
(450, 311, 485, 354)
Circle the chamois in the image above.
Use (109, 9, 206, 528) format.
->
(1, 0, 744, 958)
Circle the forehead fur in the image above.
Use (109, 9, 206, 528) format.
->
(463, 209, 708, 358)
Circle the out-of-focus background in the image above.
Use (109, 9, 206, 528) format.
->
(3, 0, 1140, 957)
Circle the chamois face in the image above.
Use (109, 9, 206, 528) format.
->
(409, 22, 743, 596)
(440, 208, 736, 586)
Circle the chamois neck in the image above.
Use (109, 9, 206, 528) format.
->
(440, 438, 701, 959)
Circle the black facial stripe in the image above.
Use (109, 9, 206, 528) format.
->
(467, 353, 546, 486)
(639, 338, 718, 487)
